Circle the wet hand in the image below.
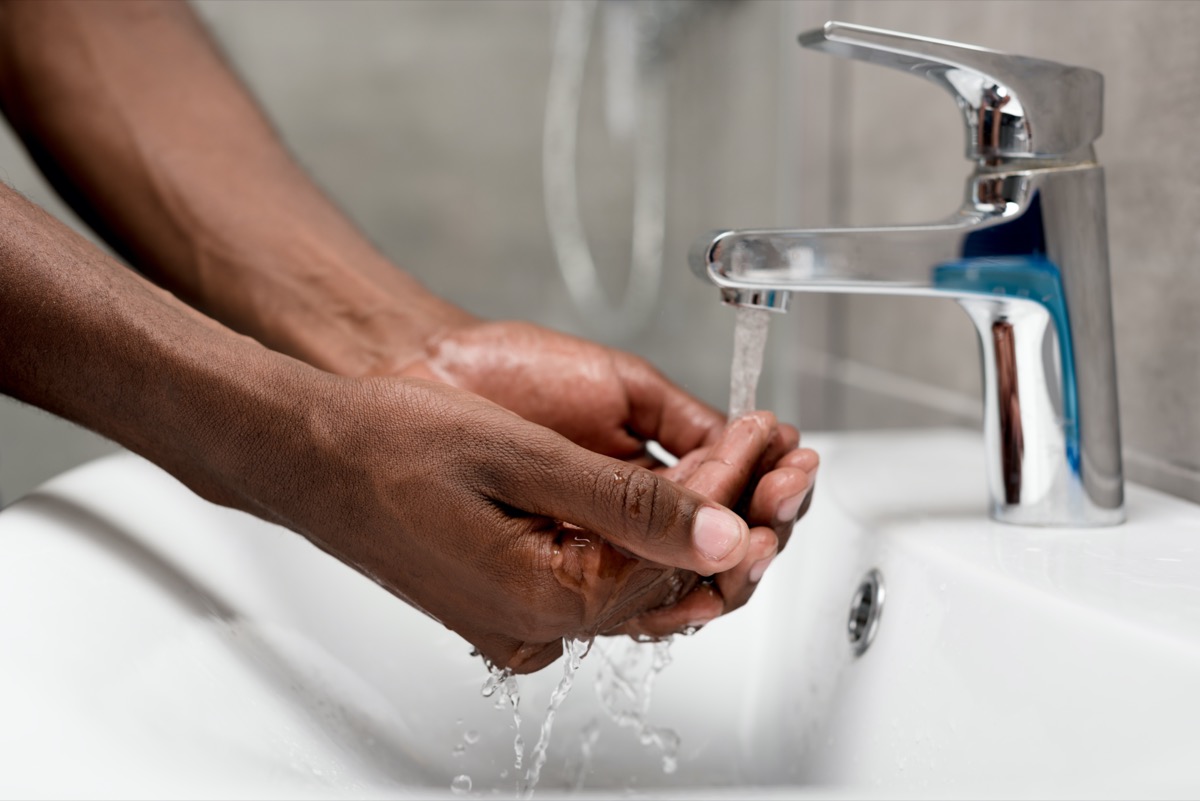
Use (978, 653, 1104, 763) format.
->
(396, 320, 818, 632)
(271, 376, 765, 674)
(397, 320, 793, 464)
(613, 414, 819, 639)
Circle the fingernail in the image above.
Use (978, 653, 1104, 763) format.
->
(749, 555, 776, 584)
(693, 506, 744, 562)
(777, 485, 812, 522)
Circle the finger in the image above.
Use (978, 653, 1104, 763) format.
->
(760, 422, 801, 472)
(714, 525, 779, 614)
(610, 582, 726, 639)
(499, 426, 751, 575)
(654, 443, 712, 485)
(679, 412, 777, 506)
(473, 634, 564, 676)
(778, 447, 820, 473)
(747, 466, 814, 540)
(506, 640, 565, 675)
(617, 357, 725, 457)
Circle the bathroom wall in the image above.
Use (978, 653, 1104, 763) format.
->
(2, 0, 1197, 508)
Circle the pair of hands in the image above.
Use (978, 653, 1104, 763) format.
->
(0, 0, 816, 676)
(291, 320, 816, 674)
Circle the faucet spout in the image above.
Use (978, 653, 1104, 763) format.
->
(690, 169, 1042, 300)
(690, 22, 1124, 527)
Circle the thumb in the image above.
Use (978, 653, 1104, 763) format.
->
(503, 433, 750, 575)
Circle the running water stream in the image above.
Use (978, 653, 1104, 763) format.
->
(728, 306, 772, 419)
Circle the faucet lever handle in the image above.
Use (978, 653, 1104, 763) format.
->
(800, 21, 1103, 161)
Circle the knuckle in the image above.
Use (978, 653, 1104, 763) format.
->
(619, 466, 671, 542)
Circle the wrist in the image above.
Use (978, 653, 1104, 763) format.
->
(190, 236, 476, 378)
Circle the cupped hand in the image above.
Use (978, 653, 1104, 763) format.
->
(396, 320, 818, 629)
(393, 318, 816, 633)
(262, 375, 781, 674)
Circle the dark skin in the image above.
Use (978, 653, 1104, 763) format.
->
(0, 1, 817, 672)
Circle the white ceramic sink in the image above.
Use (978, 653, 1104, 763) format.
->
(3, 429, 1200, 799)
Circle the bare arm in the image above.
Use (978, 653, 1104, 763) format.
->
(0, 0, 468, 376)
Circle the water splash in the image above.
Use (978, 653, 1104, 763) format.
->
(481, 660, 525, 777)
(593, 638, 680, 774)
(567, 717, 602, 792)
(521, 637, 593, 798)
(729, 306, 771, 419)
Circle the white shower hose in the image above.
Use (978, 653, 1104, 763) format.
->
(543, 0, 668, 338)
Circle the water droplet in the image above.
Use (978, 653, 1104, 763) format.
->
(464, 729, 480, 744)
(453, 744, 466, 756)
(451, 774, 472, 795)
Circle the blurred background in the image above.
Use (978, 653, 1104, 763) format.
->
(0, 0, 1196, 505)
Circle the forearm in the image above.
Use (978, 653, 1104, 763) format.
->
(0, 181, 328, 517)
(0, 0, 470, 376)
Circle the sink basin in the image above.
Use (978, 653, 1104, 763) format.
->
(3, 429, 1199, 799)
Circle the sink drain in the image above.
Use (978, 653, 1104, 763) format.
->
(847, 569, 885, 657)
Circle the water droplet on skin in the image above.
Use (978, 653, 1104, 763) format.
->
(451, 774, 472, 794)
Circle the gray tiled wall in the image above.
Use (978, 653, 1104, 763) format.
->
(2, 0, 1197, 508)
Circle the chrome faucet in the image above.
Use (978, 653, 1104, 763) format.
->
(691, 22, 1123, 526)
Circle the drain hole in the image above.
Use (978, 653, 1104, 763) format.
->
(848, 569, 885, 657)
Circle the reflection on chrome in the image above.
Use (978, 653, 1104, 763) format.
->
(690, 22, 1123, 527)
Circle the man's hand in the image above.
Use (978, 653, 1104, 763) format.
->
(258, 377, 781, 674)
(399, 320, 733, 461)
(396, 320, 819, 630)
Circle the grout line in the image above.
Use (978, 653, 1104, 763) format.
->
(797, 350, 982, 423)
(1124, 449, 1200, 481)
(1123, 449, 1200, 503)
